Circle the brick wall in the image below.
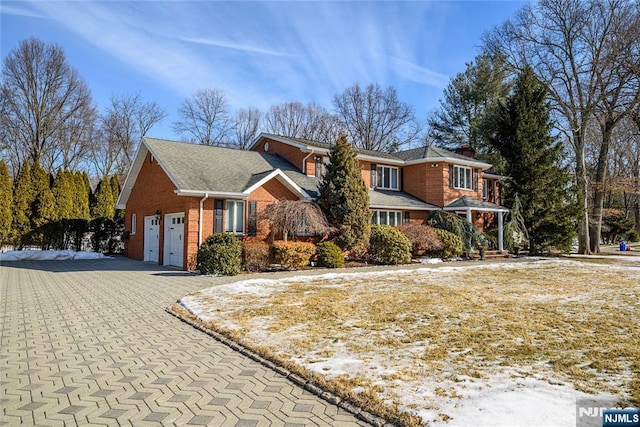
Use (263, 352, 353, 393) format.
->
(254, 138, 310, 174)
(125, 152, 190, 266)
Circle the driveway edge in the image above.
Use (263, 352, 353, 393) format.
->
(165, 305, 395, 427)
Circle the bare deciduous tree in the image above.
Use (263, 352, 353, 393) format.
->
(260, 199, 335, 242)
(93, 92, 165, 177)
(1, 37, 96, 173)
(263, 102, 340, 143)
(233, 107, 262, 150)
(483, 0, 638, 254)
(172, 88, 232, 146)
(333, 83, 421, 152)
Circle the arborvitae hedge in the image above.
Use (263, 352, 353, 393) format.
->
(0, 161, 13, 246)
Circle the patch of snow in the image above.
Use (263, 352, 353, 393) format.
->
(0, 250, 110, 261)
(421, 374, 614, 427)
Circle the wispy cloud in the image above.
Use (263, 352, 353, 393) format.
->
(389, 56, 450, 88)
(0, 3, 46, 18)
(180, 36, 289, 57)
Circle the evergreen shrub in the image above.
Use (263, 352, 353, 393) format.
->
(316, 241, 345, 268)
(397, 224, 443, 256)
(272, 241, 316, 269)
(434, 229, 463, 258)
(197, 233, 243, 276)
(369, 224, 411, 265)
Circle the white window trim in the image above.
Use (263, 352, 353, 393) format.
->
(454, 165, 473, 190)
(131, 213, 137, 235)
(371, 210, 402, 226)
(225, 200, 245, 234)
(376, 165, 399, 190)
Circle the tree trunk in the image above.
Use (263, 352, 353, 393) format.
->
(590, 123, 614, 253)
(576, 149, 591, 255)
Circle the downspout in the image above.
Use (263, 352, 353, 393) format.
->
(198, 194, 209, 246)
(301, 149, 315, 175)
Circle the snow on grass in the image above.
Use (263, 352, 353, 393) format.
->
(179, 258, 640, 426)
(0, 250, 110, 261)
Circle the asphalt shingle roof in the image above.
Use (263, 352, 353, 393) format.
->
(369, 190, 439, 210)
(445, 195, 507, 211)
(144, 137, 319, 196)
(393, 145, 481, 163)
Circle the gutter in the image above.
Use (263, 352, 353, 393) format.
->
(198, 194, 210, 246)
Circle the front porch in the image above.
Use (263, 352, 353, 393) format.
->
(443, 196, 510, 251)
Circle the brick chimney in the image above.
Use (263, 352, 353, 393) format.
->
(455, 144, 476, 158)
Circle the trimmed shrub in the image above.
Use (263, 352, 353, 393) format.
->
(369, 224, 411, 265)
(316, 241, 345, 268)
(197, 233, 243, 276)
(434, 228, 463, 259)
(243, 241, 271, 271)
(272, 241, 316, 269)
(397, 224, 444, 256)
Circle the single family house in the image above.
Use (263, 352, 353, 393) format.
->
(116, 134, 508, 270)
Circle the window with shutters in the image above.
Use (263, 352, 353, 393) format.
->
(225, 200, 245, 234)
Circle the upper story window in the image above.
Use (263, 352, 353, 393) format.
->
(483, 179, 495, 201)
(314, 156, 330, 178)
(225, 200, 245, 234)
(376, 165, 399, 190)
(454, 166, 472, 190)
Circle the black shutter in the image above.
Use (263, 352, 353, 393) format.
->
(248, 201, 257, 236)
(214, 200, 224, 233)
(448, 164, 454, 188)
(404, 211, 410, 224)
(473, 169, 478, 191)
(370, 164, 377, 188)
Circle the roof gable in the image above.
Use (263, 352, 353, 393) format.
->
(117, 137, 318, 209)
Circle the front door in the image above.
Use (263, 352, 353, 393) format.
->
(143, 216, 159, 263)
(164, 213, 184, 268)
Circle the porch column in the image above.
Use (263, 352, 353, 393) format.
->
(498, 211, 504, 252)
(466, 209, 472, 223)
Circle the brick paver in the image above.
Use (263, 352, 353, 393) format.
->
(0, 257, 368, 426)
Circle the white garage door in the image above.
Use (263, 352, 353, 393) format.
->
(143, 216, 159, 263)
(164, 213, 184, 268)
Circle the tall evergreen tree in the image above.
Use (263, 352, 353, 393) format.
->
(487, 66, 578, 253)
(74, 171, 91, 220)
(318, 134, 370, 250)
(109, 175, 123, 219)
(52, 170, 74, 220)
(31, 163, 56, 247)
(91, 177, 115, 219)
(0, 160, 13, 246)
(12, 162, 34, 247)
(429, 54, 510, 170)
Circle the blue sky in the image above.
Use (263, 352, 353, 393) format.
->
(1, 1, 526, 140)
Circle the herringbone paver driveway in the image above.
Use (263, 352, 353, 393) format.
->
(0, 257, 367, 426)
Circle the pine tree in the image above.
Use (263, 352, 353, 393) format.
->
(487, 66, 578, 253)
(318, 134, 370, 250)
(92, 177, 115, 219)
(12, 162, 34, 247)
(0, 160, 13, 246)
